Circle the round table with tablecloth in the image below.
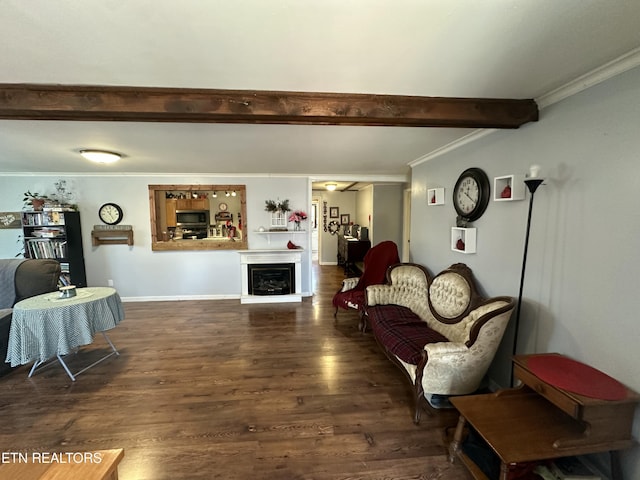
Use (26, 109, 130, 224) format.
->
(5, 286, 124, 380)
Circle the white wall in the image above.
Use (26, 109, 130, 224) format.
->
(410, 65, 640, 478)
(314, 190, 356, 265)
(0, 175, 312, 299)
(371, 184, 404, 247)
(355, 186, 373, 230)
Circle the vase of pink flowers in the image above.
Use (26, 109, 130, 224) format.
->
(288, 210, 308, 230)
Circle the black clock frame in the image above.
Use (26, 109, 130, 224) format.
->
(453, 167, 491, 222)
(99, 202, 124, 225)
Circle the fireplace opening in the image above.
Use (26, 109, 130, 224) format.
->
(248, 263, 295, 296)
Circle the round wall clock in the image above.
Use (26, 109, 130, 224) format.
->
(453, 168, 490, 222)
(218, 202, 228, 211)
(98, 202, 124, 225)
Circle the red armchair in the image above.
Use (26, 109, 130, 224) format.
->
(332, 240, 400, 323)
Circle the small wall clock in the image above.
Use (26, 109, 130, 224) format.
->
(98, 202, 124, 225)
(218, 202, 228, 211)
(453, 168, 490, 222)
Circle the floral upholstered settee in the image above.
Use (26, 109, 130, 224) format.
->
(364, 263, 515, 423)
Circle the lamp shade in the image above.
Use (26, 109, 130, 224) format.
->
(80, 150, 121, 164)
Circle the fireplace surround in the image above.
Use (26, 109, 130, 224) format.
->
(239, 250, 303, 303)
(248, 263, 295, 296)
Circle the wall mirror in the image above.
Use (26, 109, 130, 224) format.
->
(148, 184, 248, 251)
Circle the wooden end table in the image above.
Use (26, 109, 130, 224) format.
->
(0, 448, 124, 480)
(448, 354, 639, 480)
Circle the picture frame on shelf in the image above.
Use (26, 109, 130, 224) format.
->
(329, 207, 339, 218)
(340, 214, 350, 225)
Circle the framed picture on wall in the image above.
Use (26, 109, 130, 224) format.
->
(329, 207, 339, 218)
(0, 212, 21, 229)
(340, 214, 350, 225)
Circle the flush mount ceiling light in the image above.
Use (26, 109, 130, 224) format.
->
(80, 149, 121, 164)
(325, 183, 337, 191)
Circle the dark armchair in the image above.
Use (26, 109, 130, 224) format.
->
(1, 259, 61, 376)
(332, 240, 400, 324)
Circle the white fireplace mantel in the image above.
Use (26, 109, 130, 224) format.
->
(239, 249, 303, 304)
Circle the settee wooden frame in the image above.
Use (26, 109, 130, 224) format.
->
(364, 263, 515, 424)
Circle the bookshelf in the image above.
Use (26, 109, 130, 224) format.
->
(22, 210, 87, 287)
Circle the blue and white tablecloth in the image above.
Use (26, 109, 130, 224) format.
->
(5, 287, 125, 367)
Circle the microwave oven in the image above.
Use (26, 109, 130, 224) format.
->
(176, 210, 209, 227)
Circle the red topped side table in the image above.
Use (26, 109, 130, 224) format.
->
(448, 353, 639, 480)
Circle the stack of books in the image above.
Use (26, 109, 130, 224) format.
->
(534, 456, 608, 480)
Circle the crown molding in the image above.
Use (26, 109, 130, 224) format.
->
(536, 46, 640, 109)
(0, 172, 355, 178)
(408, 129, 496, 168)
(310, 173, 408, 183)
(409, 46, 640, 168)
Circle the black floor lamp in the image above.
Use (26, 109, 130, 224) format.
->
(511, 165, 544, 386)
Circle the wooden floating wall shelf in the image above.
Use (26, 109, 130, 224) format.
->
(494, 174, 525, 201)
(451, 227, 476, 254)
(91, 227, 134, 246)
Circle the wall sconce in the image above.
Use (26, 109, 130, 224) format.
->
(80, 149, 121, 164)
(212, 191, 217, 198)
(225, 191, 230, 197)
(326, 183, 337, 191)
(231, 191, 237, 197)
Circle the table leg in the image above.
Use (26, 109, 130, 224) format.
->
(30, 332, 120, 381)
(28, 359, 45, 378)
(499, 463, 510, 480)
(67, 333, 120, 380)
(102, 332, 119, 355)
(610, 451, 622, 480)
(448, 414, 467, 463)
(57, 354, 77, 381)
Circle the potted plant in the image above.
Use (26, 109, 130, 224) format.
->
(288, 210, 308, 230)
(23, 191, 49, 211)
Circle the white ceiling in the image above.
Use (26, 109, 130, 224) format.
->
(2, 1, 640, 181)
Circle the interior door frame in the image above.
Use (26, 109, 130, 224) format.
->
(402, 188, 411, 262)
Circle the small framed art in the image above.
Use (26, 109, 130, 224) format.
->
(0, 212, 21, 229)
(329, 207, 339, 218)
(340, 214, 350, 225)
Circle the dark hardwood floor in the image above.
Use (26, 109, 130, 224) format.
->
(0, 263, 470, 479)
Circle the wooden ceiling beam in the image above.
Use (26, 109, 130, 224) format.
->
(342, 182, 360, 191)
(0, 84, 538, 128)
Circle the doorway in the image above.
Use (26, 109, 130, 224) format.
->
(402, 188, 411, 262)
(311, 198, 319, 262)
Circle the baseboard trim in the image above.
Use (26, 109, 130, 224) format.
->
(120, 291, 313, 303)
